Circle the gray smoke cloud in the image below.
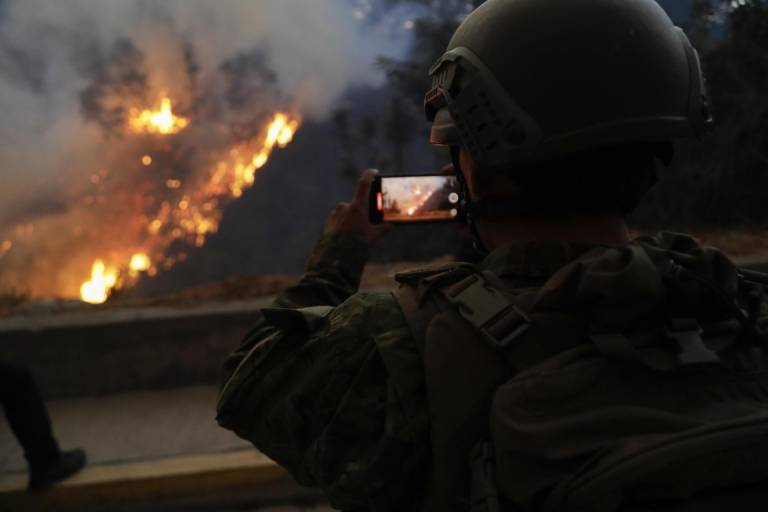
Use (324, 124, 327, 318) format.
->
(0, 0, 410, 298)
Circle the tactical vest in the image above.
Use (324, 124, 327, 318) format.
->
(393, 235, 768, 512)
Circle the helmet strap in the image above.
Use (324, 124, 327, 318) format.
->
(451, 146, 490, 255)
(466, 199, 527, 219)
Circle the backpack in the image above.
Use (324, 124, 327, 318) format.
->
(393, 235, 768, 512)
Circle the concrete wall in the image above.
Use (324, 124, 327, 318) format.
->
(0, 300, 270, 399)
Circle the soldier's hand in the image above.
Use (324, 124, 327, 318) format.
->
(324, 169, 392, 244)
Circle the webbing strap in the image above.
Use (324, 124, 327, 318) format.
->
(391, 286, 436, 357)
(590, 332, 674, 372)
(740, 268, 768, 286)
(590, 318, 720, 371)
(469, 441, 500, 512)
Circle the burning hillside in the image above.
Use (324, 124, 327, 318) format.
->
(2, 73, 299, 304)
(75, 95, 299, 304)
(0, 0, 412, 304)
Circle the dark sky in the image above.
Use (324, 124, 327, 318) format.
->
(658, 0, 694, 24)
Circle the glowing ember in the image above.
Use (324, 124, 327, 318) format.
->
(142, 155, 153, 166)
(80, 260, 118, 304)
(130, 97, 189, 135)
(129, 253, 151, 272)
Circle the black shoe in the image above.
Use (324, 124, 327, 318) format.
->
(28, 448, 87, 492)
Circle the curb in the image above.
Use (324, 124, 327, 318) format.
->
(0, 450, 314, 511)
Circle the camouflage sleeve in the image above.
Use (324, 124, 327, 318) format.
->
(217, 233, 430, 511)
(218, 232, 369, 383)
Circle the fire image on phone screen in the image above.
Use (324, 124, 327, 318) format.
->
(379, 175, 461, 223)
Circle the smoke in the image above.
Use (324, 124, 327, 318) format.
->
(0, 0, 410, 298)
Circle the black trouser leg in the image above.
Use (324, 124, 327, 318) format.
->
(0, 362, 60, 472)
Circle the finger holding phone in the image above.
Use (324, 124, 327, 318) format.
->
(324, 169, 392, 244)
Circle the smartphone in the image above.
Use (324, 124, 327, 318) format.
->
(369, 173, 462, 224)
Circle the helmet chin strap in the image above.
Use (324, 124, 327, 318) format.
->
(451, 146, 490, 256)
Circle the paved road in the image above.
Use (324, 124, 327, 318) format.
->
(0, 386, 336, 511)
(0, 386, 249, 475)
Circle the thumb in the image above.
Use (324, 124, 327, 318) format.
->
(352, 168, 378, 207)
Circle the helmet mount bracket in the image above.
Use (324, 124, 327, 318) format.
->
(426, 47, 543, 174)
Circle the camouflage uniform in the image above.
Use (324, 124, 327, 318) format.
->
(217, 233, 429, 510)
(217, 232, 607, 510)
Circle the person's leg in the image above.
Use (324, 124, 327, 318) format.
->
(0, 361, 86, 491)
(0, 361, 60, 471)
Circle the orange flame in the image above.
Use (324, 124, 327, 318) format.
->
(225, 113, 300, 198)
(80, 260, 118, 304)
(130, 97, 189, 135)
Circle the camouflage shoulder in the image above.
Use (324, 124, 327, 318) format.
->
(321, 291, 410, 331)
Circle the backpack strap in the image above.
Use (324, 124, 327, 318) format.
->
(391, 285, 432, 357)
(397, 263, 585, 372)
(415, 263, 730, 373)
(589, 318, 721, 372)
(469, 440, 501, 512)
(393, 263, 477, 356)
(739, 267, 768, 286)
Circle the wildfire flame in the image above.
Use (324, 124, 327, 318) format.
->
(80, 260, 118, 304)
(77, 106, 300, 304)
(129, 97, 189, 135)
(0, 240, 11, 258)
(224, 113, 300, 198)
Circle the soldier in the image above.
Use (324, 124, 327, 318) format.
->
(218, 0, 768, 510)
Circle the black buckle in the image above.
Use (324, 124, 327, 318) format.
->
(666, 318, 720, 366)
(445, 275, 530, 349)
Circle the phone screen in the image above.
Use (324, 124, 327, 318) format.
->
(374, 175, 461, 223)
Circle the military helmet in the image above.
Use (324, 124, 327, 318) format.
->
(425, 0, 713, 173)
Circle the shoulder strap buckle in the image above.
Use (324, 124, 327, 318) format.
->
(666, 318, 720, 366)
(443, 274, 530, 350)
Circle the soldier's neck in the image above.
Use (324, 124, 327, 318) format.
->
(476, 214, 630, 251)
